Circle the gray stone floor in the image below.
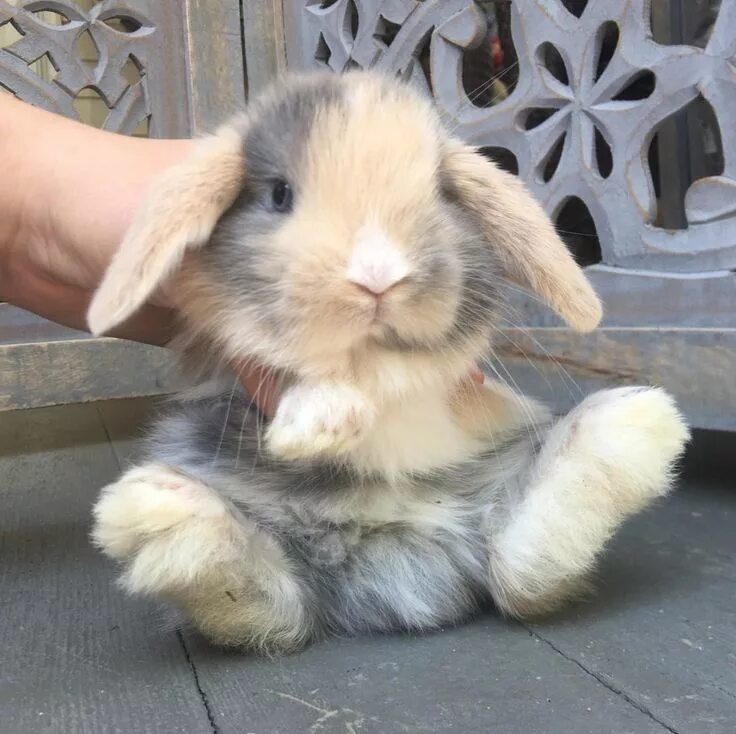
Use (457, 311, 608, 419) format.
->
(1, 399, 734, 734)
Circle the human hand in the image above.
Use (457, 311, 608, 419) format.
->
(0, 95, 275, 411)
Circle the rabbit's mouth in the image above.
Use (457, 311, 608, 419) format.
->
(346, 282, 464, 352)
(350, 283, 406, 332)
(366, 320, 452, 354)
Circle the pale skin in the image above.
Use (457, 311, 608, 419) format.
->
(0, 94, 481, 414)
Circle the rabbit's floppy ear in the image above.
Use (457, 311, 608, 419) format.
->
(87, 123, 246, 336)
(443, 141, 602, 332)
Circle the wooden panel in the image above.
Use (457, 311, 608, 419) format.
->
(281, 0, 736, 271)
(241, 0, 287, 96)
(588, 268, 736, 329)
(184, 0, 246, 132)
(495, 327, 736, 430)
(0, 0, 191, 136)
(0, 338, 182, 412)
(0, 402, 212, 733)
(0, 303, 88, 345)
(506, 267, 736, 329)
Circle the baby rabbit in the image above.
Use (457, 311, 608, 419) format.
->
(89, 71, 689, 652)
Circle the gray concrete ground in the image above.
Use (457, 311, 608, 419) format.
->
(1, 399, 734, 734)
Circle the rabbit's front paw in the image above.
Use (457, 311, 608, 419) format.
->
(92, 463, 232, 594)
(266, 382, 375, 461)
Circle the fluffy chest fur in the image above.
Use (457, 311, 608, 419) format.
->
(149, 389, 541, 533)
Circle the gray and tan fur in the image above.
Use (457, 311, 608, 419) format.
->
(89, 72, 689, 652)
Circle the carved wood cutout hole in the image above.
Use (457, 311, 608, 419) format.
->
(27, 50, 57, 81)
(0, 19, 23, 49)
(345, 0, 358, 42)
(74, 28, 99, 71)
(73, 85, 108, 128)
(540, 131, 566, 183)
(611, 70, 655, 101)
(374, 14, 401, 49)
(594, 21, 618, 82)
(100, 16, 142, 34)
(539, 41, 568, 85)
(29, 8, 71, 26)
(463, 2, 518, 108)
(556, 196, 602, 267)
(479, 146, 519, 177)
(132, 114, 150, 137)
(560, 0, 588, 19)
(648, 93, 724, 230)
(594, 126, 612, 178)
(120, 54, 142, 86)
(408, 26, 434, 96)
(522, 107, 557, 131)
(650, 0, 721, 49)
(315, 31, 331, 67)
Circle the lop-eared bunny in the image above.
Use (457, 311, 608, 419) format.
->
(90, 71, 688, 651)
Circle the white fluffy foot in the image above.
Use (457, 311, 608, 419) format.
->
(489, 386, 689, 618)
(92, 463, 310, 649)
(91, 463, 239, 595)
(562, 386, 690, 509)
(266, 382, 375, 461)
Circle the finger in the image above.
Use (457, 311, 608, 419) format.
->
(0, 266, 177, 346)
(234, 361, 279, 417)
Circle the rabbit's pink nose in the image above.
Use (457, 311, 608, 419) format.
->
(346, 226, 411, 297)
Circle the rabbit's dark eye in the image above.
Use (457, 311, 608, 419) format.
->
(271, 179, 293, 213)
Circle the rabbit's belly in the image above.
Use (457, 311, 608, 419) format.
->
(283, 478, 474, 529)
(248, 486, 491, 634)
(215, 471, 479, 556)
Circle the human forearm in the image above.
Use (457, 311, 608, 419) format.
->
(0, 94, 191, 342)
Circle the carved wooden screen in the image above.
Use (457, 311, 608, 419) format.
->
(0, 0, 245, 410)
(283, 0, 736, 429)
(0, 1, 190, 135)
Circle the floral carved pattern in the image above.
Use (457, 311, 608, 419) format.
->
(293, 0, 736, 273)
(0, 0, 159, 134)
